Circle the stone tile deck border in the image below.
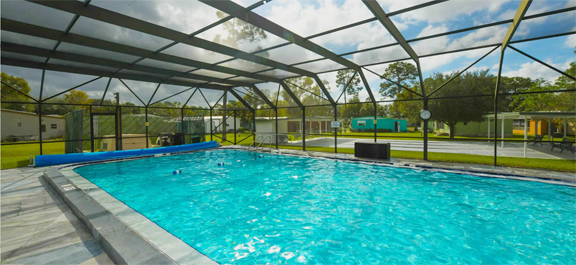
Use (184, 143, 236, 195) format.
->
(43, 166, 217, 265)
(41, 145, 574, 265)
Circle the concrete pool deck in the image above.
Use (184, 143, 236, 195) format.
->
(2, 147, 574, 265)
(1, 167, 113, 264)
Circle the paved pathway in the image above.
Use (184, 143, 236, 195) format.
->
(1, 167, 113, 264)
(294, 138, 576, 160)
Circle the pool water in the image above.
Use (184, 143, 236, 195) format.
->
(74, 149, 576, 264)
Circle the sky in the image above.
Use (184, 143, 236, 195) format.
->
(1, 0, 575, 107)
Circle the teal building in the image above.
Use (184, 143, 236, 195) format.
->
(351, 116, 408, 132)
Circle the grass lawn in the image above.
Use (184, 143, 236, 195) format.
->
(1, 141, 65, 169)
(2, 138, 574, 172)
(333, 131, 575, 142)
(276, 145, 576, 172)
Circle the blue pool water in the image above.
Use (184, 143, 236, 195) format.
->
(74, 149, 576, 264)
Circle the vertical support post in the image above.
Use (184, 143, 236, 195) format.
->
(210, 108, 213, 141)
(334, 105, 338, 153)
(118, 106, 123, 151)
(38, 103, 43, 155)
(181, 108, 185, 144)
(547, 118, 552, 142)
(501, 117, 505, 148)
(303, 107, 306, 151)
(222, 92, 227, 141)
(275, 109, 279, 149)
(423, 99, 428, 160)
(374, 105, 377, 143)
(145, 106, 149, 148)
(39, 69, 45, 155)
(524, 117, 527, 158)
(90, 105, 94, 152)
(252, 109, 256, 142)
(487, 118, 490, 140)
(494, 50, 505, 166)
(234, 111, 237, 145)
(564, 118, 567, 138)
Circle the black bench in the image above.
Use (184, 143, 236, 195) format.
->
(532, 135, 544, 146)
(355, 142, 391, 159)
(551, 138, 574, 153)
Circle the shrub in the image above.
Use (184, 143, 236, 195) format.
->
(365, 129, 374, 132)
(377, 129, 392, 132)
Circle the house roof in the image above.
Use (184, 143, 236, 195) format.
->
(483, 112, 576, 120)
(1, 108, 65, 119)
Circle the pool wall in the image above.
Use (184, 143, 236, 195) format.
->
(34, 141, 219, 167)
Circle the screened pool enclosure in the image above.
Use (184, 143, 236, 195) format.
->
(1, 0, 574, 167)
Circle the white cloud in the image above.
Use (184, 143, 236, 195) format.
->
(502, 58, 574, 82)
(379, 0, 514, 24)
(566, 28, 576, 48)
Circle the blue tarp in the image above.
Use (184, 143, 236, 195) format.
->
(35, 141, 219, 167)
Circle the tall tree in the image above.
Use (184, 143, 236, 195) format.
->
(1, 72, 35, 112)
(379, 62, 418, 98)
(336, 69, 362, 96)
(379, 62, 419, 119)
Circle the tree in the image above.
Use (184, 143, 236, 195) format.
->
(427, 70, 495, 138)
(379, 62, 418, 98)
(394, 88, 421, 123)
(64, 89, 92, 104)
(214, 11, 268, 55)
(336, 69, 362, 96)
(1, 72, 35, 112)
(379, 62, 419, 120)
(282, 77, 332, 117)
(553, 61, 576, 112)
(498, 76, 533, 111)
(511, 79, 557, 112)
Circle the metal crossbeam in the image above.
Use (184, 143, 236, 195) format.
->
(42, 76, 103, 102)
(1, 19, 277, 84)
(428, 45, 501, 97)
(1, 57, 231, 91)
(493, 0, 532, 166)
(279, 81, 304, 109)
(248, 85, 277, 110)
(362, 0, 426, 98)
(28, 1, 315, 77)
(1, 42, 259, 87)
(508, 45, 576, 81)
(229, 89, 255, 112)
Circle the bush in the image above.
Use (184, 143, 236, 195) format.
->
(358, 129, 363, 132)
(350, 128, 356, 132)
(4, 135, 18, 142)
(365, 129, 374, 132)
(376, 129, 392, 132)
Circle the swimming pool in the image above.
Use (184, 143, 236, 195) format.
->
(74, 149, 575, 264)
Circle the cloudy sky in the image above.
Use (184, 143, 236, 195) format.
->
(1, 0, 574, 107)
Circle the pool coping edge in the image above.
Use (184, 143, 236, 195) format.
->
(43, 167, 218, 265)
